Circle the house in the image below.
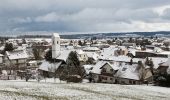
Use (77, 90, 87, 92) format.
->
(99, 46, 129, 60)
(76, 50, 88, 62)
(91, 61, 119, 83)
(27, 60, 38, 69)
(83, 46, 100, 53)
(146, 57, 168, 73)
(5, 49, 29, 72)
(122, 43, 136, 47)
(114, 63, 142, 85)
(157, 57, 170, 74)
(39, 60, 62, 77)
(82, 65, 93, 75)
(85, 52, 99, 62)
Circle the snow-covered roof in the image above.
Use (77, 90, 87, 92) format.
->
(0, 46, 4, 51)
(28, 60, 37, 64)
(6, 50, 28, 60)
(83, 65, 93, 74)
(91, 61, 119, 74)
(128, 48, 138, 56)
(99, 46, 118, 58)
(148, 57, 168, 69)
(15, 46, 26, 51)
(157, 51, 170, 55)
(99, 55, 132, 62)
(115, 63, 140, 80)
(118, 46, 127, 50)
(139, 49, 153, 52)
(76, 49, 85, 55)
(91, 61, 108, 74)
(110, 62, 120, 70)
(83, 47, 100, 51)
(85, 52, 99, 61)
(159, 58, 170, 74)
(56, 50, 72, 62)
(39, 60, 62, 72)
(0, 54, 4, 57)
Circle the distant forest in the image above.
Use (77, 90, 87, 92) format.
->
(0, 31, 170, 39)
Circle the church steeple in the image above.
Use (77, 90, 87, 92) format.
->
(52, 33, 60, 58)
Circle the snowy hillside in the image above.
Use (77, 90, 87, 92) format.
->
(0, 79, 169, 100)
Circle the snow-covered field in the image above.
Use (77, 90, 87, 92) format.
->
(0, 79, 169, 100)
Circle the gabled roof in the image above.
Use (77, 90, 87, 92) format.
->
(76, 49, 85, 55)
(91, 61, 119, 74)
(99, 55, 132, 62)
(83, 65, 93, 74)
(6, 50, 28, 60)
(91, 61, 108, 74)
(99, 46, 118, 59)
(148, 57, 168, 69)
(83, 46, 100, 51)
(85, 52, 99, 61)
(55, 50, 72, 62)
(39, 60, 62, 72)
(158, 58, 170, 74)
(0, 54, 4, 57)
(115, 63, 140, 80)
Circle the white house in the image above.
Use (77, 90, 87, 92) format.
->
(76, 50, 88, 62)
(5, 49, 29, 74)
(114, 63, 141, 85)
(91, 61, 119, 83)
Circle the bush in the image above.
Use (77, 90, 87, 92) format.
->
(154, 74, 170, 87)
(66, 75, 82, 83)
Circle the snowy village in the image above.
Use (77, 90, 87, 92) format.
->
(1, 0, 170, 99)
(0, 33, 169, 99)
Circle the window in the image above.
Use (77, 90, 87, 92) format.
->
(122, 67, 127, 71)
(121, 81, 125, 84)
(129, 80, 132, 84)
(110, 78, 113, 80)
(102, 68, 106, 72)
(110, 69, 113, 72)
(102, 77, 107, 80)
(53, 40, 55, 44)
(57, 41, 58, 44)
(133, 81, 136, 84)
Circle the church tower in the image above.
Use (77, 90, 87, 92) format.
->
(52, 33, 60, 58)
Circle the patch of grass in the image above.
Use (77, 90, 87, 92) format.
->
(65, 86, 144, 100)
(0, 90, 68, 100)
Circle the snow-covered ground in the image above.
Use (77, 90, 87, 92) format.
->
(0, 79, 169, 100)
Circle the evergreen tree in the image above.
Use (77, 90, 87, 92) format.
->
(44, 48, 53, 62)
(3, 43, 14, 54)
(33, 47, 42, 60)
(60, 51, 84, 82)
(78, 40, 83, 46)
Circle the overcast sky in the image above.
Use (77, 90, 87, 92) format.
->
(1, 0, 170, 34)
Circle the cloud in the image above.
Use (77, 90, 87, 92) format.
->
(35, 12, 60, 22)
(161, 8, 170, 19)
(0, 0, 170, 33)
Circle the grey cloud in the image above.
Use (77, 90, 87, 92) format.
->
(162, 8, 170, 19)
(0, 0, 170, 33)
